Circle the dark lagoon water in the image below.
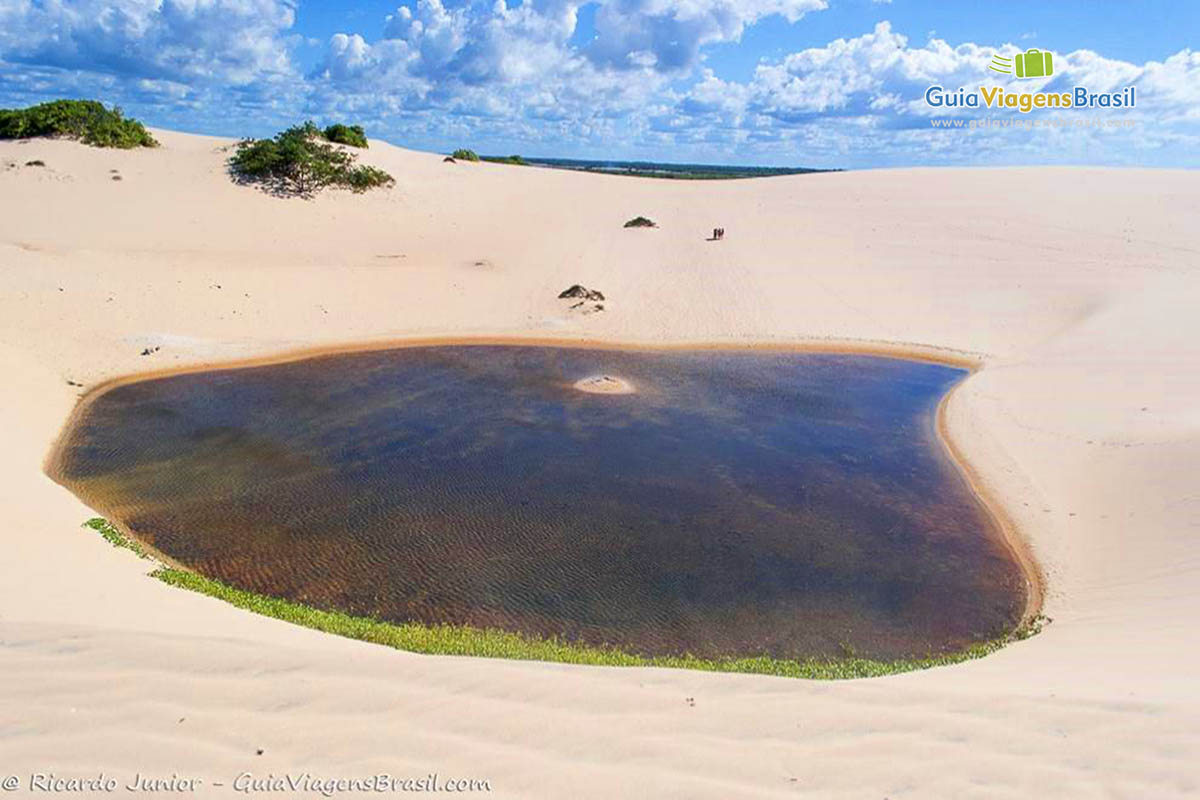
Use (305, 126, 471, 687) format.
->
(53, 346, 1026, 661)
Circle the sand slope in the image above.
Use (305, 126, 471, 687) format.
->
(1, 130, 1198, 797)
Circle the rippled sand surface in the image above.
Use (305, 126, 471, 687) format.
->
(53, 345, 1024, 660)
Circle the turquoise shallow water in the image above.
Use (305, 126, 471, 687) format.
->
(54, 345, 1025, 660)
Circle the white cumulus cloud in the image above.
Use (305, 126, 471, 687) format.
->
(0, 0, 297, 86)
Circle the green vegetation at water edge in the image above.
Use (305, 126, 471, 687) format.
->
(83, 517, 148, 558)
(323, 123, 368, 148)
(82, 515, 1045, 680)
(0, 99, 157, 148)
(229, 122, 392, 198)
(450, 148, 480, 162)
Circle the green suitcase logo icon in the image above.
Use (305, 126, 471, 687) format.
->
(1014, 48, 1053, 78)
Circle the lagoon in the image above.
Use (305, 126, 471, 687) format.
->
(52, 345, 1026, 661)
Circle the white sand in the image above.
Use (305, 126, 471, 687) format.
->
(2, 130, 1198, 797)
(573, 374, 636, 394)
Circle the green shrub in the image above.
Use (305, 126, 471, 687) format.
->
(229, 121, 393, 198)
(0, 99, 157, 148)
(344, 164, 393, 192)
(623, 216, 657, 228)
(451, 148, 480, 162)
(323, 123, 368, 148)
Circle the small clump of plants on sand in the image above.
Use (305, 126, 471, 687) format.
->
(229, 121, 392, 198)
(0, 99, 157, 148)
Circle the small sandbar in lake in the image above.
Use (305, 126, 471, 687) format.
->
(51, 345, 1027, 662)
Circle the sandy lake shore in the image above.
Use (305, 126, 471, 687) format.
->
(2, 129, 1199, 797)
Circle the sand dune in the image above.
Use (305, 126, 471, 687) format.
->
(1, 129, 1198, 797)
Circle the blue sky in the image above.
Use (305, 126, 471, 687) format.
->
(1, 0, 1197, 167)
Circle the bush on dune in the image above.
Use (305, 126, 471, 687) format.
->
(229, 122, 393, 198)
(0, 99, 157, 148)
(344, 164, 394, 191)
(451, 148, 480, 161)
(323, 123, 368, 148)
